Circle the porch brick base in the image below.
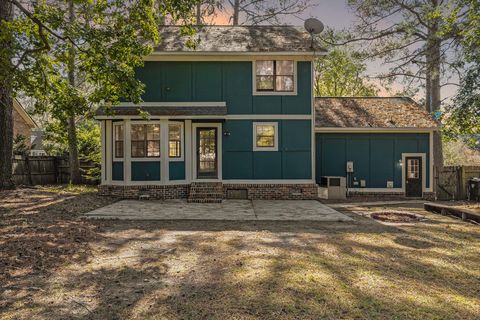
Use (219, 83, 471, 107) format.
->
(98, 183, 318, 200)
(98, 184, 189, 200)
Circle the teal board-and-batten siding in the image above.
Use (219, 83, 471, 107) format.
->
(136, 61, 312, 115)
(131, 161, 161, 181)
(223, 120, 312, 180)
(316, 133, 430, 188)
(169, 161, 186, 181)
(112, 161, 124, 181)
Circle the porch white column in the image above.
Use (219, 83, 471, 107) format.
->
(184, 120, 192, 182)
(100, 120, 106, 184)
(124, 120, 132, 183)
(105, 120, 112, 184)
(161, 119, 169, 183)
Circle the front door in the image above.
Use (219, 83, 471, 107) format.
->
(197, 128, 217, 179)
(405, 156, 422, 197)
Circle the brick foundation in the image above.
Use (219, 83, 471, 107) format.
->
(223, 183, 318, 200)
(98, 183, 318, 200)
(347, 191, 436, 201)
(98, 184, 189, 200)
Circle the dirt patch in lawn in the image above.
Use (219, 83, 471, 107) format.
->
(370, 210, 424, 223)
(1, 191, 479, 320)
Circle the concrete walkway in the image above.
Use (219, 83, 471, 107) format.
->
(84, 199, 352, 222)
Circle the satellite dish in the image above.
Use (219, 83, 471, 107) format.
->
(304, 18, 324, 35)
(304, 18, 324, 49)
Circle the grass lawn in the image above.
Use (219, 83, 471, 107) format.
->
(1, 187, 479, 319)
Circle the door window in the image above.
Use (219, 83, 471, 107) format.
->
(407, 159, 419, 179)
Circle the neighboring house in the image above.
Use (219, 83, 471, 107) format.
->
(12, 99, 47, 156)
(95, 26, 438, 201)
(13, 99, 37, 147)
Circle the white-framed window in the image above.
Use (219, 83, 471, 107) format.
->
(168, 122, 184, 160)
(253, 60, 296, 95)
(131, 123, 160, 158)
(113, 122, 124, 159)
(253, 122, 279, 151)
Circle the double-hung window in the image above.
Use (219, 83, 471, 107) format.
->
(113, 123, 124, 158)
(168, 123, 183, 159)
(253, 122, 278, 151)
(255, 60, 295, 93)
(131, 124, 160, 158)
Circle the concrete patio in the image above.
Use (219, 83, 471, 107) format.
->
(84, 199, 352, 222)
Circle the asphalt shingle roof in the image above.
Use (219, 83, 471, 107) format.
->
(95, 105, 227, 117)
(315, 97, 439, 129)
(154, 25, 327, 53)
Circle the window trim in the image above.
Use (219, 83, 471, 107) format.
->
(252, 60, 297, 96)
(130, 122, 161, 159)
(253, 122, 279, 152)
(168, 121, 184, 161)
(113, 122, 124, 161)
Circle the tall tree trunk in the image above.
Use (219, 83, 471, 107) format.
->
(232, 0, 240, 25)
(196, 2, 202, 24)
(426, 1, 444, 197)
(67, 0, 81, 184)
(0, 0, 15, 189)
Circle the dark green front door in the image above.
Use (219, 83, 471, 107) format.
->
(197, 128, 217, 179)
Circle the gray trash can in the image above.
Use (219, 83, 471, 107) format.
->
(467, 177, 480, 201)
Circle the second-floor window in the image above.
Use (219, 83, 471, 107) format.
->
(131, 124, 160, 158)
(255, 60, 295, 93)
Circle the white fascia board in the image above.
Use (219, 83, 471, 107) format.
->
(95, 114, 312, 120)
(95, 115, 227, 120)
(315, 127, 438, 133)
(114, 102, 226, 107)
(144, 52, 326, 61)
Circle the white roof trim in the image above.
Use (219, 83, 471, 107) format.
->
(13, 99, 37, 128)
(114, 102, 226, 107)
(315, 127, 437, 133)
(148, 51, 326, 56)
(95, 115, 227, 120)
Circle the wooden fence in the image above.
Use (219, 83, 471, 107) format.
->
(12, 156, 98, 185)
(437, 166, 480, 200)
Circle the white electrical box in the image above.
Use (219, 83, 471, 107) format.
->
(346, 161, 354, 173)
(387, 181, 394, 188)
(360, 179, 366, 187)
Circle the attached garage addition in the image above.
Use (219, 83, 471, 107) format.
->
(315, 97, 438, 198)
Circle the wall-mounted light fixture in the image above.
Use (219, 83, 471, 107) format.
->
(223, 129, 231, 136)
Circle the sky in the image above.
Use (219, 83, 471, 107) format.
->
(235, 0, 459, 102)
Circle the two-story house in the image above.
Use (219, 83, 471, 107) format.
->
(96, 26, 437, 201)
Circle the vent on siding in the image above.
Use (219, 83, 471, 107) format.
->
(226, 189, 248, 199)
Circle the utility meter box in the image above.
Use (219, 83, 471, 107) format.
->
(318, 176, 347, 200)
(346, 161, 354, 173)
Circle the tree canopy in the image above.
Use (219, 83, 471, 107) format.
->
(443, 0, 480, 142)
(314, 48, 378, 97)
(0, 0, 199, 188)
